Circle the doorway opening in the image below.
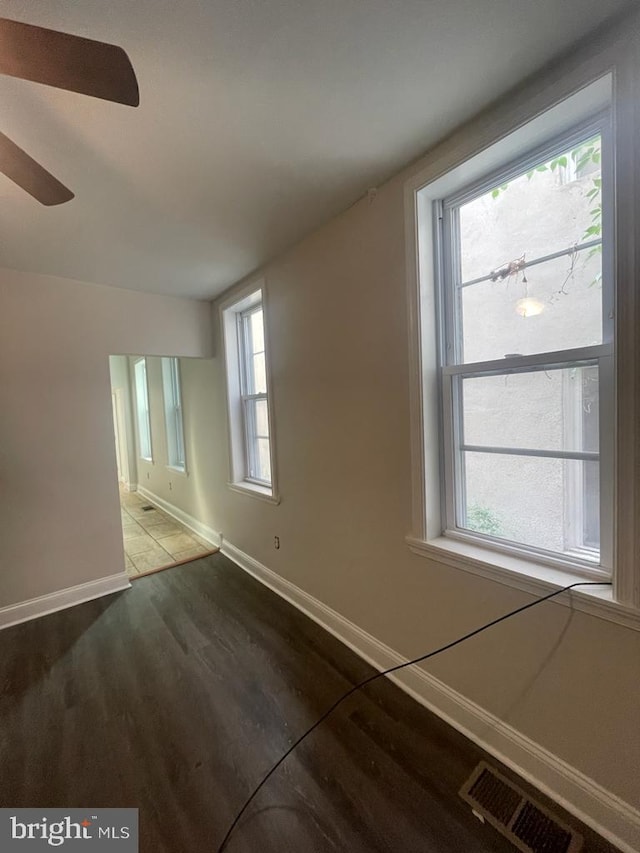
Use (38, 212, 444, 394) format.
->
(109, 354, 219, 579)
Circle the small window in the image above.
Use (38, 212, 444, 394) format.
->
(134, 358, 153, 462)
(221, 286, 277, 500)
(437, 118, 612, 574)
(161, 357, 186, 472)
(238, 305, 272, 484)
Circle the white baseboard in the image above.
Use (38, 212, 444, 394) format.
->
(221, 540, 640, 853)
(0, 572, 131, 631)
(136, 486, 221, 548)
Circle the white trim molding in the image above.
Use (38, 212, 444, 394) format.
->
(136, 486, 221, 548)
(0, 572, 131, 631)
(407, 536, 640, 632)
(221, 539, 640, 853)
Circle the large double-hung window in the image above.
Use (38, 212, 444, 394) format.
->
(437, 115, 612, 576)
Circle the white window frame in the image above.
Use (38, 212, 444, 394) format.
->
(563, 364, 600, 558)
(437, 115, 613, 579)
(133, 357, 153, 463)
(161, 357, 187, 473)
(220, 282, 279, 503)
(404, 66, 640, 626)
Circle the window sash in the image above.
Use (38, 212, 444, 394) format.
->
(241, 393, 270, 484)
(437, 117, 613, 575)
(239, 305, 265, 397)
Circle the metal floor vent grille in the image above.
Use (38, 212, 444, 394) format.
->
(460, 762, 583, 853)
(141, 505, 156, 512)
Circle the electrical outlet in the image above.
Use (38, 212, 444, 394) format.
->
(274, 536, 280, 550)
(146, 472, 150, 480)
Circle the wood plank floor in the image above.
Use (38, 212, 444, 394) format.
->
(0, 554, 615, 852)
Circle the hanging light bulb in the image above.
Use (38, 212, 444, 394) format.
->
(515, 297, 545, 317)
(514, 268, 544, 317)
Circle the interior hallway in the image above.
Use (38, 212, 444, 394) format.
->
(120, 487, 217, 577)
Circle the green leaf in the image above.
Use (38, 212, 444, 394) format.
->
(535, 164, 548, 172)
(584, 225, 601, 236)
(491, 189, 500, 199)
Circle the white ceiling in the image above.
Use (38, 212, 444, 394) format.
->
(0, 0, 630, 299)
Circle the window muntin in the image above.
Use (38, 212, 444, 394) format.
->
(439, 120, 612, 573)
(239, 305, 272, 485)
(161, 357, 186, 471)
(134, 358, 152, 462)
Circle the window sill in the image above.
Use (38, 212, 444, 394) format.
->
(227, 481, 280, 505)
(166, 465, 188, 477)
(406, 534, 640, 632)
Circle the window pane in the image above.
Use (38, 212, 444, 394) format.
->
(255, 398, 269, 438)
(460, 249, 602, 362)
(256, 438, 271, 483)
(134, 360, 152, 460)
(252, 352, 267, 394)
(250, 308, 265, 354)
(461, 452, 599, 558)
(458, 135, 602, 284)
(462, 366, 599, 453)
(171, 358, 180, 404)
(175, 407, 185, 467)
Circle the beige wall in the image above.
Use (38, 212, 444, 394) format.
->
(177, 27, 639, 812)
(0, 269, 213, 605)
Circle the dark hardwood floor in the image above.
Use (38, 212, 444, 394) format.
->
(0, 554, 615, 852)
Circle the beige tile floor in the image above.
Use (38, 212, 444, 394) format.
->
(120, 487, 216, 578)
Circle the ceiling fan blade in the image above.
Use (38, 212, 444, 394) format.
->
(0, 17, 139, 107)
(0, 131, 74, 205)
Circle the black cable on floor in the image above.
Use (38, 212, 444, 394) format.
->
(216, 580, 611, 852)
